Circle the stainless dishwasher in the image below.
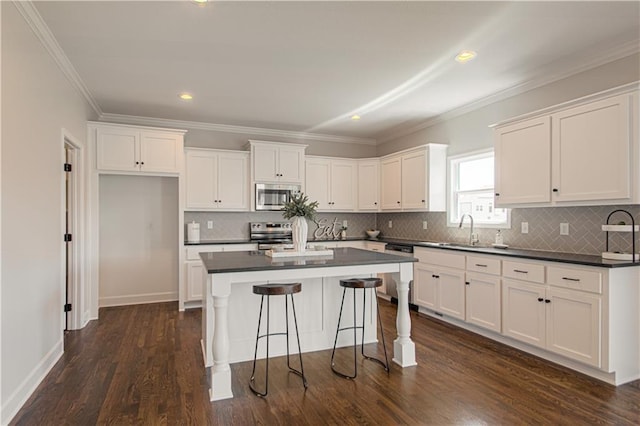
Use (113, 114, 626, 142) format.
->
(383, 243, 416, 309)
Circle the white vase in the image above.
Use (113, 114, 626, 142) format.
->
(291, 216, 308, 253)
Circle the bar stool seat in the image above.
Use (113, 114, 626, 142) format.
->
(249, 282, 308, 397)
(331, 277, 389, 379)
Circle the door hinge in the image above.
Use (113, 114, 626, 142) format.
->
(64, 233, 72, 242)
(64, 303, 72, 312)
(64, 163, 72, 172)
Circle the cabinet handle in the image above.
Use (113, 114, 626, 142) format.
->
(475, 264, 487, 267)
(552, 188, 559, 193)
(421, 199, 425, 203)
(397, 201, 401, 204)
(545, 299, 551, 303)
(513, 269, 528, 274)
(562, 277, 580, 282)
(495, 193, 500, 196)
(432, 274, 439, 279)
(537, 297, 544, 302)
(465, 281, 470, 285)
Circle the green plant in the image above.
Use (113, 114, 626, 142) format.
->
(281, 192, 319, 220)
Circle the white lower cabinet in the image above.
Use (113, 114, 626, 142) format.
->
(414, 249, 466, 320)
(502, 279, 546, 347)
(466, 272, 502, 333)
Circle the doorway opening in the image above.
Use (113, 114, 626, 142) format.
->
(64, 142, 75, 331)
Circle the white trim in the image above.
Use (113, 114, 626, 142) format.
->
(0, 339, 64, 425)
(99, 113, 377, 146)
(13, 1, 102, 117)
(99, 292, 178, 308)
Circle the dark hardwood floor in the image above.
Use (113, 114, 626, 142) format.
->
(11, 299, 640, 425)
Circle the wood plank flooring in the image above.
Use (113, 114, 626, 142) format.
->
(10, 300, 640, 425)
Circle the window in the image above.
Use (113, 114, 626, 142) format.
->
(448, 150, 510, 228)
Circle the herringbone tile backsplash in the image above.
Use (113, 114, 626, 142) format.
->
(377, 205, 640, 255)
(186, 206, 640, 255)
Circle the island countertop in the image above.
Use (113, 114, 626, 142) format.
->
(199, 247, 417, 274)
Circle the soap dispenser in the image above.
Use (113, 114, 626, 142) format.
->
(495, 230, 504, 245)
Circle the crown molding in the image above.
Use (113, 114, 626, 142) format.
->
(13, 1, 102, 117)
(378, 40, 640, 144)
(98, 113, 378, 146)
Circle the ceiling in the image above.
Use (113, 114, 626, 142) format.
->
(33, 1, 640, 143)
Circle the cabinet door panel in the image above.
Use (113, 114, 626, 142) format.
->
(381, 157, 402, 209)
(466, 272, 501, 332)
(551, 94, 631, 202)
(401, 151, 426, 209)
(305, 159, 331, 210)
(140, 132, 181, 173)
(185, 152, 217, 209)
(278, 147, 304, 182)
(97, 128, 138, 171)
(546, 288, 601, 367)
(330, 160, 356, 210)
(414, 264, 437, 310)
(438, 268, 466, 320)
(186, 262, 204, 301)
(502, 279, 546, 348)
(217, 153, 248, 210)
(253, 145, 279, 181)
(358, 161, 380, 210)
(495, 117, 551, 205)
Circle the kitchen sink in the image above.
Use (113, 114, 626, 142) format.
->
(420, 241, 481, 249)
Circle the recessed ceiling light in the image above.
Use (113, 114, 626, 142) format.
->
(192, 0, 208, 4)
(179, 93, 193, 101)
(455, 50, 477, 64)
(351, 115, 361, 121)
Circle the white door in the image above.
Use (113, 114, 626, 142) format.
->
(381, 156, 402, 209)
(401, 150, 426, 209)
(330, 160, 356, 210)
(139, 132, 181, 173)
(358, 161, 380, 210)
(253, 144, 279, 181)
(502, 279, 546, 348)
(546, 287, 601, 367)
(551, 94, 631, 202)
(278, 146, 304, 182)
(465, 272, 502, 333)
(414, 263, 438, 310)
(305, 158, 331, 210)
(217, 152, 248, 210)
(494, 117, 551, 205)
(437, 267, 466, 320)
(185, 151, 217, 209)
(96, 128, 139, 171)
(186, 262, 204, 301)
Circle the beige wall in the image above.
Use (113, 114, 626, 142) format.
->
(1, 3, 96, 422)
(377, 53, 640, 157)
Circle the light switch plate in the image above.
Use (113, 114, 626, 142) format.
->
(423, 221, 428, 230)
(388, 220, 393, 228)
(560, 223, 569, 235)
(521, 222, 529, 234)
(207, 221, 213, 229)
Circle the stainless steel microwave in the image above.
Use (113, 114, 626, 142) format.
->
(255, 183, 301, 211)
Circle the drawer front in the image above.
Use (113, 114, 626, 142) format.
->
(503, 260, 545, 284)
(186, 245, 224, 260)
(466, 255, 501, 275)
(547, 265, 602, 294)
(415, 248, 465, 269)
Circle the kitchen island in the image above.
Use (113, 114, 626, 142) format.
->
(199, 247, 417, 401)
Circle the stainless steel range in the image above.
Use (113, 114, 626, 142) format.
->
(250, 222, 293, 250)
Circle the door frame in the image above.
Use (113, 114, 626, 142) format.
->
(61, 128, 88, 330)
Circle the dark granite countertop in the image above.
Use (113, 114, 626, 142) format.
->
(185, 239, 254, 246)
(199, 247, 416, 274)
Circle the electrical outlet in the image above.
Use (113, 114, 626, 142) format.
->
(521, 222, 529, 234)
(342, 220, 348, 228)
(207, 221, 213, 229)
(560, 223, 569, 235)
(388, 220, 393, 228)
(423, 221, 428, 230)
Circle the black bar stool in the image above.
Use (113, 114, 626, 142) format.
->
(331, 277, 389, 379)
(249, 282, 308, 397)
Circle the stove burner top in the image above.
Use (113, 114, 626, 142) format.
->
(250, 222, 293, 248)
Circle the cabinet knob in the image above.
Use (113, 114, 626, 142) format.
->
(397, 201, 401, 204)
(140, 162, 144, 165)
(135, 161, 140, 165)
(537, 297, 544, 302)
(374, 202, 377, 205)
(552, 188, 558, 192)
(421, 199, 425, 203)
(495, 193, 500, 196)
(465, 281, 470, 285)
(545, 299, 551, 303)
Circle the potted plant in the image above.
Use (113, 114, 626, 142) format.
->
(282, 192, 318, 253)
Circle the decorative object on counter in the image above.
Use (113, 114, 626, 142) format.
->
(365, 229, 380, 239)
(340, 225, 347, 240)
(187, 221, 200, 243)
(313, 217, 343, 240)
(602, 209, 639, 261)
(491, 229, 508, 248)
(281, 192, 318, 253)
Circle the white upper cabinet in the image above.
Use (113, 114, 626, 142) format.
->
(380, 144, 447, 211)
(185, 149, 249, 211)
(494, 88, 638, 207)
(494, 116, 552, 205)
(249, 140, 306, 183)
(305, 156, 356, 211)
(357, 159, 380, 211)
(96, 125, 184, 174)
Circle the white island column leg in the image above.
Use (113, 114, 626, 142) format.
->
(209, 274, 234, 401)
(393, 262, 417, 367)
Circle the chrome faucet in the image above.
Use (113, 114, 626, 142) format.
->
(458, 214, 479, 246)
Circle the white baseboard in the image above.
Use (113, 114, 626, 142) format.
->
(99, 291, 177, 308)
(1, 338, 64, 425)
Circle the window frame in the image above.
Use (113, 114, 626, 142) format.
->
(447, 149, 511, 229)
